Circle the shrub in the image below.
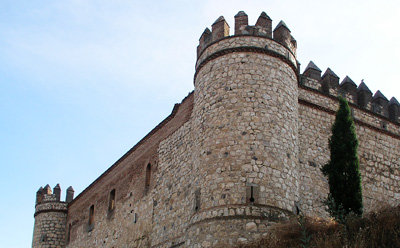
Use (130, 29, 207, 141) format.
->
(322, 97, 363, 219)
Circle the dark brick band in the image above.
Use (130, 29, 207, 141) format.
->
(194, 46, 299, 84)
(299, 99, 400, 140)
(34, 208, 68, 217)
(188, 214, 285, 229)
(187, 203, 292, 228)
(197, 35, 297, 60)
(299, 84, 400, 127)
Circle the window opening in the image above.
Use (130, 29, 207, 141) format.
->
(40, 234, 47, 242)
(88, 205, 94, 231)
(145, 163, 151, 191)
(381, 121, 388, 130)
(108, 189, 116, 212)
(249, 186, 255, 203)
(295, 205, 300, 215)
(67, 224, 71, 243)
(194, 189, 201, 212)
(246, 184, 259, 204)
(293, 202, 301, 215)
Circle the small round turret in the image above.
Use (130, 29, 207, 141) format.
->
(32, 184, 72, 248)
(189, 11, 299, 245)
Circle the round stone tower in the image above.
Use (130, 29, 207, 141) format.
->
(32, 184, 74, 248)
(188, 11, 300, 245)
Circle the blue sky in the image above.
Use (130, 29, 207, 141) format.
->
(1, 1, 399, 247)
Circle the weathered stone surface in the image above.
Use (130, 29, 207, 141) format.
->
(32, 11, 400, 248)
(246, 222, 257, 232)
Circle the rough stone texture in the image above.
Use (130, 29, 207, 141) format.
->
(196, 36, 297, 70)
(298, 87, 400, 216)
(32, 193, 68, 248)
(186, 32, 299, 245)
(64, 93, 193, 248)
(32, 12, 400, 248)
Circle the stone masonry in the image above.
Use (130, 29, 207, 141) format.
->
(32, 11, 400, 248)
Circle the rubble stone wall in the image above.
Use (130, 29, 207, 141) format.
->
(188, 34, 299, 246)
(32, 200, 68, 248)
(65, 93, 193, 248)
(33, 12, 400, 248)
(298, 87, 400, 217)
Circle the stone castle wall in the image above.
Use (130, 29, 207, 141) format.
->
(33, 11, 400, 248)
(188, 29, 299, 245)
(298, 85, 400, 217)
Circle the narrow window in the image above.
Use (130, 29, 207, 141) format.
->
(134, 213, 138, 223)
(40, 234, 47, 242)
(249, 186, 255, 203)
(381, 121, 388, 130)
(145, 163, 151, 192)
(67, 224, 71, 243)
(293, 201, 301, 215)
(246, 184, 259, 204)
(88, 205, 94, 231)
(194, 189, 201, 212)
(108, 189, 116, 212)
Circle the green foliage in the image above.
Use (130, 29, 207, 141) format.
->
(298, 214, 311, 248)
(236, 205, 400, 248)
(324, 195, 347, 224)
(322, 97, 363, 219)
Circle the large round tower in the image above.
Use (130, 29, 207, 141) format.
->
(188, 11, 300, 245)
(32, 184, 73, 248)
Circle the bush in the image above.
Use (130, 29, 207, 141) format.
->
(237, 205, 400, 248)
(322, 97, 363, 219)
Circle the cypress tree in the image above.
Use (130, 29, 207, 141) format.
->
(322, 97, 363, 219)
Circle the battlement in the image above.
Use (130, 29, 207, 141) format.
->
(301, 61, 400, 123)
(197, 11, 297, 59)
(32, 10, 400, 248)
(36, 184, 74, 205)
(33, 184, 71, 248)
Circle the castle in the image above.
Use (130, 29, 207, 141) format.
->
(32, 11, 400, 248)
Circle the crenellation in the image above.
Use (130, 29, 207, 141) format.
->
(321, 67, 340, 95)
(273, 21, 293, 53)
(357, 81, 373, 109)
(389, 97, 400, 122)
(372, 90, 389, 117)
(33, 184, 69, 248)
(289, 35, 297, 55)
(36, 186, 44, 205)
(299, 86, 400, 135)
(197, 28, 211, 58)
(211, 16, 230, 42)
(303, 61, 322, 81)
(339, 76, 358, 104)
(234, 11, 248, 35)
(301, 65, 398, 124)
(33, 11, 399, 248)
(255, 12, 272, 38)
(66, 186, 74, 203)
(43, 184, 52, 195)
(197, 13, 297, 62)
(54, 184, 61, 201)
